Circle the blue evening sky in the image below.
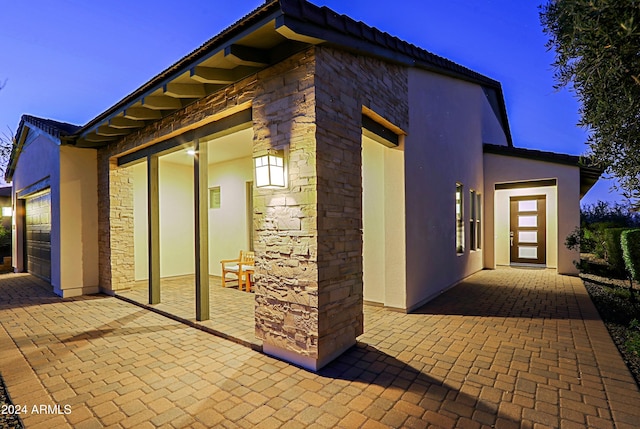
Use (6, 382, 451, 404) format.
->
(0, 0, 622, 204)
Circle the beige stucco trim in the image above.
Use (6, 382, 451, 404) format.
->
(494, 186, 558, 268)
(483, 153, 580, 275)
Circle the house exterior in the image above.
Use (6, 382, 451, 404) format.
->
(5, 0, 601, 370)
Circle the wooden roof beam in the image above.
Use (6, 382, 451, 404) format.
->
(124, 107, 162, 121)
(190, 65, 260, 84)
(142, 96, 183, 110)
(109, 116, 145, 129)
(163, 82, 206, 98)
(83, 133, 118, 143)
(96, 126, 130, 137)
(224, 44, 270, 67)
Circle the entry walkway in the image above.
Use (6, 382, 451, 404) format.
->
(1, 268, 639, 428)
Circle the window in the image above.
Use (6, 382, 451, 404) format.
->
(456, 183, 464, 253)
(246, 181, 254, 251)
(476, 193, 482, 249)
(209, 186, 221, 209)
(470, 190, 476, 250)
(470, 191, 481, 250)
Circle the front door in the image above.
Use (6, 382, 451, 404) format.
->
(509, 195, 546, 265)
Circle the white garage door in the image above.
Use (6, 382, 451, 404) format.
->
(25, 191, 51, 281)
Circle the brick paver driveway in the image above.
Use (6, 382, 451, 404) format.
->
(1, 268, 639, 428)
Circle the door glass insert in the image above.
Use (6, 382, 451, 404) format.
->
(518, 215, 537, 227)
(518, 200, 537, 212)
(518, 246, 538, 259)
(518, 231, 537, 243)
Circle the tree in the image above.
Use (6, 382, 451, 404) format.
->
(0, 129, 13, 179)
(540, 1, 640, 207)
(0, 80, 11, 179)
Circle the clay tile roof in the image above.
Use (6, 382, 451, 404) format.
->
(21, 115, 81, 138)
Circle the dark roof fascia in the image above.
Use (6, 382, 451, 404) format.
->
(74, 2, 283, 138)
(483, 143, 604, 197)
(484, 143, 582, 167)
(278, 1, 501, 87)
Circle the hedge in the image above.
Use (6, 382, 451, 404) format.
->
(622, 229, 640, 281)
(604, 227, 631, 277)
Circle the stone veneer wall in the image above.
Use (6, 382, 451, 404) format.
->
(252, 49, 320, 360)
(97, 157, 134, 292)
(313, 47, 408, 367)
(253, 46, 408, 369)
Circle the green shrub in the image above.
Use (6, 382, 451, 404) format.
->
(622, 229, 640, 281)
(604, 227, 631, 277)
(0, 226, 10, 249)
(576, 201, 640, 259)
(626, 319, 640, 355)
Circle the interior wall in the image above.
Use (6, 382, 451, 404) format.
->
(159, 159, 195, 278)
(494, 186, 558, 267)
(132, 158, 196, 280)
(208, 157, 253, 277)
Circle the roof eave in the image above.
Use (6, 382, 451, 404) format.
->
(73, 2, 286, 145)
(69, 0, 514, 149)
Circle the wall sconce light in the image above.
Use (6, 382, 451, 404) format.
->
(254, 149, 286, 188)
(2, 207, 12, 217)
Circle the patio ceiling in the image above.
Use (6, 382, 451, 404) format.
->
(161, 128, 253, 167)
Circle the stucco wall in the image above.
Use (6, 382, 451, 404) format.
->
(362, 135, 406, 308)
(405, 68, 490, 311)
(11, 132, 61, 289)
(481, 95, 509, 146)
(483, 153, 581, 274)
(59, 145, 99, 296)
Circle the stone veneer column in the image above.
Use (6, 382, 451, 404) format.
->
(253, 49, 322, 369)
(99, 157, 135, 293)
(254, 46, 408, 370)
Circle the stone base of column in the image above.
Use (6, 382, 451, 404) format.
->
(263, 339, 356, 372)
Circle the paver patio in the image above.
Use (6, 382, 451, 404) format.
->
(1, 268, 639, 428)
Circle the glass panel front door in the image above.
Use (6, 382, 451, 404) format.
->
(510, 195, 546, 265)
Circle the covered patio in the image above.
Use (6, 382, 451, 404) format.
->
(116, 275, 260, 349)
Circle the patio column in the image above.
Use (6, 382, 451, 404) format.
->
(147, 154, 160, 304)
(194, 138, 210, 321)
